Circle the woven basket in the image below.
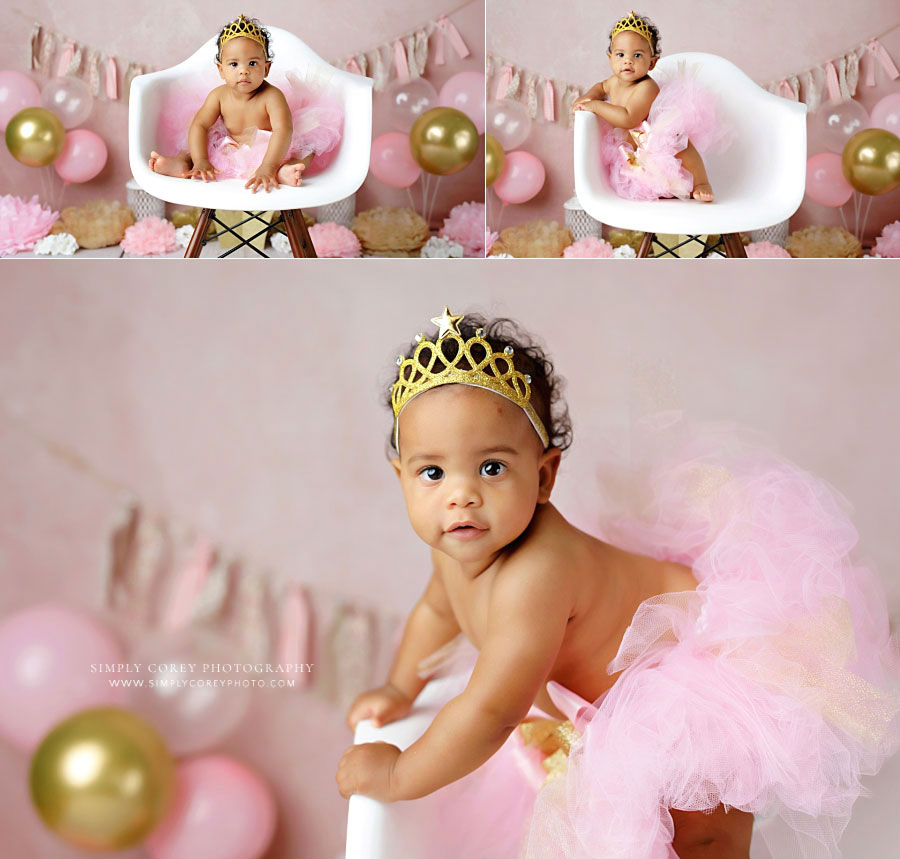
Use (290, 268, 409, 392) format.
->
(316, 194, 356, 229)
(750, 219, 789, 247)
(126, 179, 165, 221)
(563, 194, 601, 240)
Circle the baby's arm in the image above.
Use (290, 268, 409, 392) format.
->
(575, 78, 656, 128)
(380, 558, 571, 801)
(186, 89, 223, 181)
(572, 79, 608, 111)
(345, 565, 461, 731)
(245, 87, 294, 193)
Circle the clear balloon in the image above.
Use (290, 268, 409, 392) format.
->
(53, 128, 107, 183)
(128, 626, 252, 756)
(386, 77, 438, 133)
(370, 131, 421, 188)
(870, 93, 900, 135)
(0, 603, 128, 751)
(41, 77, 94, 129)
(805, 152, 853, 207)
(30, 708, 175, 851)
(486, 99, 532, 151)
(439, 71, 486, 134)
(146, 755, 277, 859)
(493, 150, 545, 204)
(813, 99, 869, 154)
(0, 70, 41, 131)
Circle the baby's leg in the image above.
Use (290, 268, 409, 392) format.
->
(675, 141, 713, 202)
(149, 150, 192, 178)
(276, 153, 314, 187)
(670, 806, 753, 858)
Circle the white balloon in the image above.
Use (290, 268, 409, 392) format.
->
(486, 99, 532, 151)
(128, 626, 252, 755)
(813, 99, 869, 155)
(41, 77, 93, 129)
(386, 77, 438, 133)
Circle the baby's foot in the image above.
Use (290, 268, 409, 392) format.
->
(276, 162, 306, 187)
(149, 151, 189, 177)
(692, 182, 714, 203)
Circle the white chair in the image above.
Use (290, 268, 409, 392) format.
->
(346, 677, 542, 859)
(574, 52, 807, 257)
(128, 27, 373, 258)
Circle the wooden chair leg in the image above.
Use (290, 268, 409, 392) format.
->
(184, 208, 213, 258)
(723, 232, 747, 258)
(637, 232, 654, 258)
(283, 208, 318, 258)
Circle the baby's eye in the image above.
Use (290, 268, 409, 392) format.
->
(480, 461, 506, 478)
(250, 61, 257, 66)
(419, 466, 444, 482)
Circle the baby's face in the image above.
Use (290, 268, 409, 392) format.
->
(217, 37, 270, 92)
(608, 31, 656, 81)
(392, 385, 558, 567)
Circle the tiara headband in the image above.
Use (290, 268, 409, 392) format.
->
(611, 11, 656, 53)
(219, 14, 268, 54)
(391, 307, 550, 451)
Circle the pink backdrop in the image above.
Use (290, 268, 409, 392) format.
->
(1, 264, 899, 856)
(0, 0, 484, 227)
(487, 0, 900, 243)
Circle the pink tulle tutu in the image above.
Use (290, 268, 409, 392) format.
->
(425, 417, 900, 858)
(599, 65, 733, 201)
(156, 71, 343, 179)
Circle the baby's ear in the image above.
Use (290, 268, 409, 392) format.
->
(265, 61, 272, 76)
(649, 56, 658, 70)
(390, 457, 402, 480)
(537, 447, 562, 503)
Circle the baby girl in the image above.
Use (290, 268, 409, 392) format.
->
(573, 11, 731, 202)
(149, 14, 343, 193)
(336, 307, 900, 859)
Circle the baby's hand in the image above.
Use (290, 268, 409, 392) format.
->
(336, 741, 401, 801)
(245, 167, 279, 194)
(345, 682, 413, 731)
(186, 161, 221, 182)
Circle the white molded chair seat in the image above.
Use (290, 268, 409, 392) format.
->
(574, 52, 807, 240)
(128, 27, 373, 213)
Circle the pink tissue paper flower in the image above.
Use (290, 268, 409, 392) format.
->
(121, 217, 177, 256)
(440, 201, 486, 256)
(309, 221, 361, 258)
(874, 221, 900, 258)
(563, 236, 614, 258)
(745, 241, 791, 259)
(0, 195, 58, 257)
(485, 228, 499, 255)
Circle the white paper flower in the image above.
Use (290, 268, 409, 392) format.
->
(612, 244, 636, 258)
(420, 236, 463, 258)
(174, 225, 195, 249)
(270, 232, 291, 254)
(32, 232, 78, 256)
(488, 252, 515, 259)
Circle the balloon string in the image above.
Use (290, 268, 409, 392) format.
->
(860, 195, 874, 247)
(406, 186, 415, 214)
(496, 191, 507, 232)
(838, 203, 847, 232)
(427, 175, 442, 228)
(419, 171, 429, 220)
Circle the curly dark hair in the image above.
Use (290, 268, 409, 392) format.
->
(385, 313, 573, 454)
(215, 16, 274, 63)
(607, 12, 661, 57)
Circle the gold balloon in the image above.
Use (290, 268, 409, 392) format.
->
(409, 107, 479, 176)
(5, 107, 66, 167)
(841, 128, 900, 196)
(485, 134, 504, 187)
(30, 708, 175, 850)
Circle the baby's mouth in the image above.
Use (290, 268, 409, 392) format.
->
(446, 521, 487, 539)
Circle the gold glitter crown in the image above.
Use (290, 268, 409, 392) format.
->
(611, 11, 656, 53)
(219, 14, 268, 54)
(391, 307, 550, 451)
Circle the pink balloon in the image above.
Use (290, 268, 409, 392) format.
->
(0, 70, 41, 131)
(53, 128, 108, 183)
(871, 93, 900, 135)
(493, 150, 546, 205)
(146, 756, 277, 859)
(805, 152, 853, 208)
(0, 603, 127, 751)
(369, 131, 420, 188)
(439, 71, 486, 134)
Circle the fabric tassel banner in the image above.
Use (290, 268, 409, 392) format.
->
(485, 25, 900, 128)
